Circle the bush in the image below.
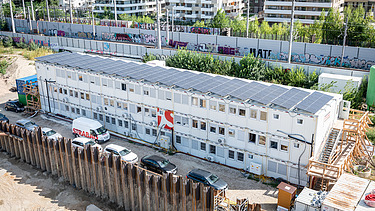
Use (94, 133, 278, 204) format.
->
(15, 41, 29, 49)
(2, 36, 13, 47)
(22, 47, 54, 60)
(366, 127, 375, 145)
(0, 59, 10, 75)
(142, 53, 158, 63)
(28, 41, 40, 51)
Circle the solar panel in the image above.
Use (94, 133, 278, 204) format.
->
(250, 85, 288, 105)
(295, 92, 334, 114)
(271, 88, 310, 109)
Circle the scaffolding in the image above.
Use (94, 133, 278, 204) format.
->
(307, 109, 374, 191)
(22, 81, 40, 114)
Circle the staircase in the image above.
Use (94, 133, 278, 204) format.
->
(314, 178, 329, 191)
(319, 128, 342, 164)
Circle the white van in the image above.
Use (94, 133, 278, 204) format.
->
(72, 117, 110, 143)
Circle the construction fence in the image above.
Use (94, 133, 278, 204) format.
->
(0, 122, 261, 211)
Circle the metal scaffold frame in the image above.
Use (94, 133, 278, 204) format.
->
(22, 81, 40, 114)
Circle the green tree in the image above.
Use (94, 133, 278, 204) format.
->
(230, 16, 246, 33)
(119, 13, 131, 21)
(322, 8, 343, 44)
(2, 2, 16, 17)
(248, 17, 259, 34)
(344, 5, 374, 45)
(308, 12, 325, 43)
(211, 9, 230, 29)
(193, 20, 206, 27)
(101, 6, 114, 19)
(259, 21, 271, 35)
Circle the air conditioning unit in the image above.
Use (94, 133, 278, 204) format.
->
(150, 120, 157, 127)
(96, 106, 103, 112)
(206, 156, 214, 162)
(218, 138, 225, 144)
(122, 113, 129, 118)
(63, 97, 69, 103)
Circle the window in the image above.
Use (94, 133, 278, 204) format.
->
(250, 109, 257, 119)
(104, 98, 109, 106)
(145, 128, 150, 135)
(249, 133, 256, 143)
(99, 114, 103, 121)
(123, 103, 128, 110)
(176, 135, 181, 144)
(297, 119, 303, 124)
(78, 75, 83, 81)
(71, 107, 75, 113)
(200, 99, 206, 108)
(132, 124, 137, 131)
(200, 122, 206, 130)
(111, 117, 116, 125)
(182, 117, 189, 126)
(210, 101, 217, 110)
(192, 97, 198, 106)
(259, 135, 266, 145)
(228, 150, 235, 159)
(273, 114, 279, 119)
(121, 83, 126, 91)
(260, 111, 267, 121)
(219, 127, 225, 135)
(81, 92, 84, 99)
(248, 154, 254, 159)
(59, 88, 63, 94)
(110, 99, 114, 107)
(64, 89, 67, 95)
(192, 140, 198, 150)
(76, 108, 80, 114)
(239, 109, 246, 116)
(200, 142, 206, 151)
(270, 140, 278, 149)
(192, 120, 198, 128)
(137, 106, 142, 113)
(209, 145, 216, 154)
(118, 119, 123, 127)
(210, 125, 216, 133)
(219, 104, 225, 112)
(237, 152, 244, 162)
(268, 160, 277, 173)
(129, 85, 134, 92)
(152, 129, 157, 136)
(144, 90, 149, 95)
(82, 109, 86, 116)
(85, 93, 90, 100)
(229, 107, 236, 115)
(281, 143, 288, 151)
(93, 112, 98, 119)
(117, 102, 122, 109)
(124, 121, 129, 128)
(228, 129, 235, 137)
(294, 143, 300, 148)
(106, 116, 110, 123)
(69, 90, 73, 96)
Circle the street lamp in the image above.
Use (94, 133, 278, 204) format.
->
(277, 129, 311, 188)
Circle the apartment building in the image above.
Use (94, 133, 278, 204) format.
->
(36, 52, 345, 185)
(264, 0, 344, 24)
(94, 0, 165, 16)
(344, 0, 375, 17)
(59, 0, 95, 8)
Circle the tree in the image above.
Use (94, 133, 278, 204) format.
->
(230, 16, 246, 33)
(119, 13, 131, 21)
(101, 6, 114, 20)
(248, 17, 259, 34)
(344, 5, 374, 46)
(308, 12, 325, 43)
(259, 21, 271, 35)
(193, 20, 206, 27)
(211, 9, 230, 29)
(322, 8, 343, 44)
(2, 2, 16, 17)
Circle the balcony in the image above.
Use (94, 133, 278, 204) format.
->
(264, 1, 293, 6)
(264, 9, 291, 14)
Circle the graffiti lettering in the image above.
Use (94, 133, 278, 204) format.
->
(77, 31, 93, 39)
(190, 27, 211, 34)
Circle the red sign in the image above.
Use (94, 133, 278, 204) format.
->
(73, 128, 98, 140)
(157, 108, 174, 130)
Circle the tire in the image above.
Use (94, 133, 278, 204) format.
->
(74, 133, 78, 138)
(15, 110, 18, 113)
(5, 107, 8, 111)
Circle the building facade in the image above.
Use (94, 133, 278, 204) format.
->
(36, 52, 344, 185)
(94, 0, 165, 16)
(264, 0, 344, 24)
(344, 0, 375, 17)
(59, 0, 95, 8)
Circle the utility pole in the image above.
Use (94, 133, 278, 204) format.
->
(69, 0, 73, 23)
(171, 7, 174, 41)
(246, 0, 249, 38)
(22, 0, 26, 19)
(166, 8, 169, 45)
(28, 6, 32, 32)
(9, 0, 15, 33)
(31, 0, 35, 20)
(113, 0, 117, 26)
(156, 0, 161, 49)
(92, 6, 95, 39)
(46, 0, 50, 22)
(287, 0, 295, 64)
(340, 17, 348, 67)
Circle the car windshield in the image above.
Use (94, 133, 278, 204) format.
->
(158, 159, 170, 168)
(96, 126, 107, 135)
(14, 102, 23, 107)
(45, 130, 56, 136)
(24, 122, 35, 127)
(207, 174, 219, 184)
(118, 149, 131, 156)
(85, 140, 96, 146)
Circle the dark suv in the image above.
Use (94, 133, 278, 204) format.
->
(140, 155, 177, 174)
(0, 113, 9, 123)
(5, 100, 25, 113)
(187, 169, 228, 190)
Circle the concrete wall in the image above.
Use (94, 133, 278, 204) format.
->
(4, 18, 375, 70)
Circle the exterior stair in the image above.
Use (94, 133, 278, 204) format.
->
(319, 128, 342, 164)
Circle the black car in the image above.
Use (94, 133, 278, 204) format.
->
(187, 169, 228, 190)
(140, 155, 178, 174)
(0, 113, 9, 123)
(5, 100, 25, 113)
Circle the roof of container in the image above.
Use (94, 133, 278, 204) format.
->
(16, 74, 37, 82)
(322, 173, 370, 211)
(295, 187, 319, 207)
(36, 52, 336, 115)
(354, 181, 375, 211)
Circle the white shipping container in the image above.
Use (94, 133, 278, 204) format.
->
(293, 188, 321, 211)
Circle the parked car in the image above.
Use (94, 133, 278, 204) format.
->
(71, 137, 102, 151)
(187, 169, 228, 190)
(103, 144, 138, 164)
(42, 127, 62, 141)
(5, 100, 25, 113)
(15, 119, 38, 131)
(0, 113, 9, 123)
(72, 117, 110, 143)
(140, 155, 177, 174)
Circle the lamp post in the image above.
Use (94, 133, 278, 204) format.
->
(45, 79, 56, 113)
(277, 130, 311, 188)
(9, 0, 16, 33)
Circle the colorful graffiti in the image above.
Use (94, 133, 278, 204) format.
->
(190, 27, 211, 35)
(77, 31, 93, 39)
(131, 22, 220, 35)
(102, 32, 157, 44)
(12, 36, 50, 47)
(269, 52, 375, 70)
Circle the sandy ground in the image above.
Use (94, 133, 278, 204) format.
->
(0, 54, 278, 210)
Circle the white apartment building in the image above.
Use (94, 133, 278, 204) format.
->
(264, 0, 344, 24)
(59, 0, 95, 8)
(167, 0, 244, 22)
(94, 0, 165, 16)
(36, 52, 345, 185)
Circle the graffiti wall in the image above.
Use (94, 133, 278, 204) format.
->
(5, 18, 375, 70)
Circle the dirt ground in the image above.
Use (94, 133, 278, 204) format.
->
(0, 54, 279, 210)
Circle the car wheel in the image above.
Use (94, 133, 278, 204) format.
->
(15, 110, 18, 113)
(5, 107, 8, 111)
